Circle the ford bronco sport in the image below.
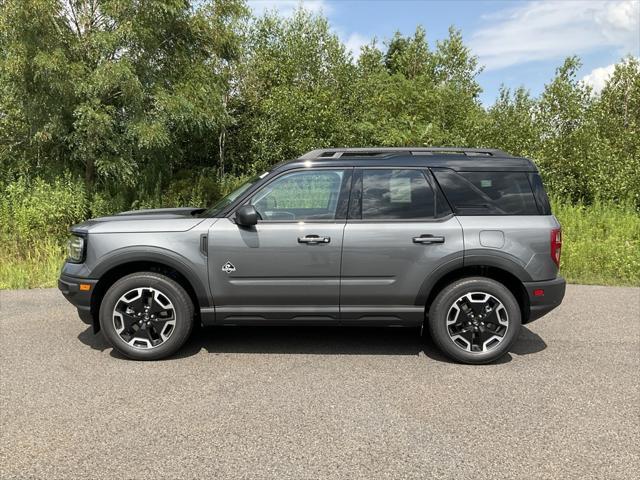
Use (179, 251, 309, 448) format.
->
(59, 147, 566, 363)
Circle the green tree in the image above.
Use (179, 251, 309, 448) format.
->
(350, 26, 484, 148)
(483, 86, 540, 157)
(1, 3, 638, 210)
(232, 9, 355, 170)
(590, 56, 640, 206)
(384, 26, 431, 79)
(535, 56, 596, 200)
(0, 0, 247, 199)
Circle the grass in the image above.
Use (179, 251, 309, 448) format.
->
(552, 200, 639, 286)
(1, 202, 638, 289)
(0, 239, 65, 290)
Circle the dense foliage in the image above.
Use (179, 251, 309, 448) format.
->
(1, 1, 639, 287)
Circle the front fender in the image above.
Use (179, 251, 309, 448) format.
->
(90, 246, 212, 308)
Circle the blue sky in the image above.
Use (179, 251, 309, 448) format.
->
(248, 0, 640, 105)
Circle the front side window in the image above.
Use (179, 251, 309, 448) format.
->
(360, 169, 435, 219)
(250, 169, 347, 221)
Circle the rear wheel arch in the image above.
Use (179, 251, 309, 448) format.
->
(421, 265, 530, 324)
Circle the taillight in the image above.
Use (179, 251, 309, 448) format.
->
(550, 228, 562, 267)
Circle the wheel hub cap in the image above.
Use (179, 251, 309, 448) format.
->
(113, 287, 176, 350)
(446, 292, 509, 353)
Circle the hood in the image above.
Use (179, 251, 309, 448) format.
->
(70, 207, 208, 234)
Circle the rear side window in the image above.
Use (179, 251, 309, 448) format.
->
(360, 169, 435, 219)
(432, 169, 540, 215)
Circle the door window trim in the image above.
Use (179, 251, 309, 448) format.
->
(229, 167, 354, 224)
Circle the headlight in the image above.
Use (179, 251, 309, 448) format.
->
(67, 235, 86, 263)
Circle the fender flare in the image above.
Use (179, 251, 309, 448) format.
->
(91, 246, 212, 308)
(464, 250, 532, 282)
(414, 254, 464, 307)
(415, 250, 532, 307)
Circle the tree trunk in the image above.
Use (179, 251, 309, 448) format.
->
(85, 157, 95, 191)
(219, 130, 226, 178)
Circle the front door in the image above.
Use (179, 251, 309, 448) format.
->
(208, 168, 352, 323)
(340, 168, 464, 325)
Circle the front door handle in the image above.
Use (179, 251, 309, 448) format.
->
(413, 234, 445, 244)
(298, 235, 331, 244)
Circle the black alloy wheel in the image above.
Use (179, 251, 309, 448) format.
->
(428, 277, 521, 364)
(99, 272, 194, 360)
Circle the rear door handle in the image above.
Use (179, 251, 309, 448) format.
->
(298, 235, 331, 244)
(413, 234, 445, 244)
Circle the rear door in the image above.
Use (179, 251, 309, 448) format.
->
(340, 168, 464, 325)
(208, 168, 352, 323)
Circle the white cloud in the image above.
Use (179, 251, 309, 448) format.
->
(247, 0, 332, 17)
(581, 57, 639, 93)
(472, 1, 640, 71)
(581, 63, 617, 93)
(344, 33, 369, 60)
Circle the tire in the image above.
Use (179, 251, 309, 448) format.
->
(428, 277, 521, 364)
(99, 272, 194, 360)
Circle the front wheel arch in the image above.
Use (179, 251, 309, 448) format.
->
(90, 261, 202, 333)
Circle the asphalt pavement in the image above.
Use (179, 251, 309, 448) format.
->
(1, 284, 639, 479)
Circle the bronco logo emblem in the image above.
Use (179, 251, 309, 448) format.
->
(221, 262, 236, 274)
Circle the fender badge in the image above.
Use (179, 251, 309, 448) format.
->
(221, 262, 236, 274)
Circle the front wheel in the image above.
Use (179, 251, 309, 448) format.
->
(428, 277, 521, 364)
(99, 272, 194, 360)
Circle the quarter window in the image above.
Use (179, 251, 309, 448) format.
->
(432, 170, 539, 215)
(361, 169, 435, 219)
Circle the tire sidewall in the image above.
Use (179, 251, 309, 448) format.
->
(99, 273, 193, 360)
(428, 277, 521, 364)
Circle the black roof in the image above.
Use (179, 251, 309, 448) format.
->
(274, 147, 537, 172)
(299, 147, 511, 158)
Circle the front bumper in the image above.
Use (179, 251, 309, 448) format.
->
(523, 276, 566, 323)
(58, 273, 99, 325)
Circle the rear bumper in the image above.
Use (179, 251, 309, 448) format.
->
(523, 276, 566, 323)
(58, 274, 98, 325)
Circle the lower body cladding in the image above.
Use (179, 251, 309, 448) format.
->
(58, 274, 99, 326)
(199, 277, 566, 326)
(58, 274, 566, 328)
(523, 276, 566, 322)
(199, 305, 424, 327)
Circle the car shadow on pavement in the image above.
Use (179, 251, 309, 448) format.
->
(78, 323, 547, 363)
(422, 326, 547, 364)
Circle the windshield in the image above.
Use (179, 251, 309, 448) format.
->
(202, 174, 263, 217)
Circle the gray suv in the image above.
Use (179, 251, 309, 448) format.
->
(59, 148, 566, 363)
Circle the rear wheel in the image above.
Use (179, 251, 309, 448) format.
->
(99, 272, 194, 360)
(428, 277, 521, 364)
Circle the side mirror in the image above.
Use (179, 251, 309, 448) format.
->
(235, 205, 259, 227)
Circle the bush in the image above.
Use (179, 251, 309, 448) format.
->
(0, 175, 87, 247)
(553, 199, 640, 286)
(1, 175, 637, 289)
(0, 238, 64, 289)
(127, 170, 252, 211)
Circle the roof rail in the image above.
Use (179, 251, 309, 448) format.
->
(298, 147, 512, 159)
